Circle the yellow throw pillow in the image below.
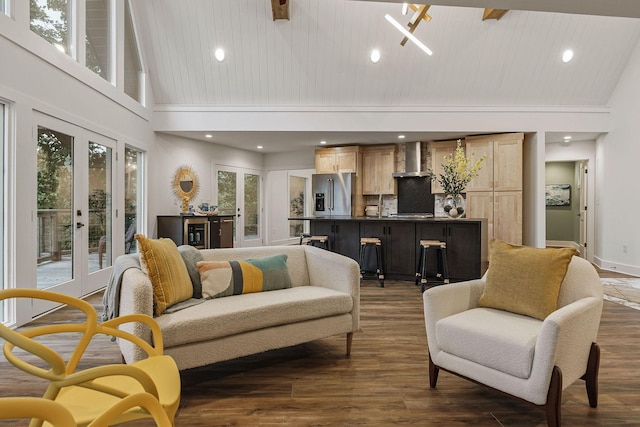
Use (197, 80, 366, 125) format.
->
(478, 239, 577, 320)
(135, 234, 193, 316)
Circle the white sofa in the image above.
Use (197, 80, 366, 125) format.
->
(117, 245, 360, 371)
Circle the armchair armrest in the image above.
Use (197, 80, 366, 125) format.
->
(304, 246, 361, 331)
(423, 279, 486, 354)
(533, 296, 603, 387)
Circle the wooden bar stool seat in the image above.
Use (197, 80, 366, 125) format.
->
(308, 235, 329, 249)
(416, 239, 449, 292)
(359, 237, 384, 287)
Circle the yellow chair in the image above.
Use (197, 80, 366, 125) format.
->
(0, 289, 181, 427)
(0, 394, 173, 426)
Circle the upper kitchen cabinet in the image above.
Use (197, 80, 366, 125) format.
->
(315, 146, 361, 174)
(362, 145, 397, 195)
(430, 140, 459, 194)
(465, 133, 523, 192)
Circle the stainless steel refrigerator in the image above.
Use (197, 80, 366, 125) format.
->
(312, 173, 355, 217)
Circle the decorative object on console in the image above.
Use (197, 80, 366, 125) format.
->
(172, 165, 199, 214)
(429, 141, 485, 218)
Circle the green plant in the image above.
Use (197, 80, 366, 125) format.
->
(430, 141, 486, 195)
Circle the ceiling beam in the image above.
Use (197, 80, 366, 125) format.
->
(271, 0, 289, 21)
(357, 0, 640, 19)
(483, 8, 509, 20)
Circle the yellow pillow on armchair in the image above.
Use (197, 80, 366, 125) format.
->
(478, 239, 577, 320)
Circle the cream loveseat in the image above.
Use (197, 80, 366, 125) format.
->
(116, 245, 360, 371)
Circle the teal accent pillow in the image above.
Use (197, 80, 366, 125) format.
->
(198, 253, 292, 299)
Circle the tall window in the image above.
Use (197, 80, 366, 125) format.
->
(0, 104, 5, 322)
(30, 0, 72, 56)
(1, 0, 7, 16)
(289, 176, 306, 238)
(124, 147, 141, 253)
(123, 0, 143, 103)
(86, 0, 112, 81)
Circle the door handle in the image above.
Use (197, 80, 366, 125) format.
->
(76, 222, 85, 229)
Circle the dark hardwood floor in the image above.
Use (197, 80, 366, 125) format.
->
(1, 279, 639, 426)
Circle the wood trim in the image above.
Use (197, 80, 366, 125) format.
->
(271, 0, 289, 20)
(464, 132, 525, 143)
(483, 9, 509, 20)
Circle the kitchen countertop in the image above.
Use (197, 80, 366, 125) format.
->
(289, 216, 486, 222)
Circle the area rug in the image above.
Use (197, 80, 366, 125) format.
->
(601, 278, 640, 311)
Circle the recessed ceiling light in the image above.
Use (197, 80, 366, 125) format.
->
(562, 49, 574, 63)
(370, 49, 381, 63)
(398, 135, 405, 139)
(320, 141, 327, 145)
(563, 136, 572, 140)
(214, 48, 225, 62)
(257, 145, 263, 150)
(205, 134, 213, 138)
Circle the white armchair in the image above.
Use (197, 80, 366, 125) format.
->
(423, 255, 603, 427)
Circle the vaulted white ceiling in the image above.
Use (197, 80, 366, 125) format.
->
(130, 0, 640, 152)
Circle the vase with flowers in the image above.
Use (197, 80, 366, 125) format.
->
(429, 141, 486, 218)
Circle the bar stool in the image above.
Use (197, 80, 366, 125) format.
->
(359, 237, 384, 287)
(416, 240, 449, 292)
(299, 233, 330, 250)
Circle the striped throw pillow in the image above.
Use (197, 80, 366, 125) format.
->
(198, 253, 292, 299)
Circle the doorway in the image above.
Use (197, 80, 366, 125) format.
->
(545, 160, 588, 258)
(35, 114, 115, 315)
(216, 165, 263, 247)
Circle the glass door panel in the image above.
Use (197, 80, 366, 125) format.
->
(217, 167, 262, 247)
(36, 126, 74, 290)
(88, 142, 112, 273)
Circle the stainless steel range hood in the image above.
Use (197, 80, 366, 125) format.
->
(392, 141, 430, 178)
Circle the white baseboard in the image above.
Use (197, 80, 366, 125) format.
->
(594, 256, 640, 277)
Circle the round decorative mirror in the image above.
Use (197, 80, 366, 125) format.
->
(172, 165, 199, 213)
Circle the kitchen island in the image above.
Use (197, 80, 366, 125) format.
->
(292, 216, 488, 282)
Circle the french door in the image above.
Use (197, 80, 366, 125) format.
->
(216, 166, 262, 247)
(35, 115, 115, 314)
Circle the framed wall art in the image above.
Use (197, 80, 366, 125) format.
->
(545, 184, 571, 206)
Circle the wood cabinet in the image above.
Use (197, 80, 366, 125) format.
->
(360, 221, 416, 280)
(430, 140, 459, 194)
(157, 215, 234, 249)
(315, 146, 360, 173)
(310, 220, 361, 261)
(465, 133, 523, 245)
(416, 221, 487, 281)
(362, 145, 397, 195)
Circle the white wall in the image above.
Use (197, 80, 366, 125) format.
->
(597, 38, 640, 276)
(0, 20, 155, 325)
(153, 134, 264, 234)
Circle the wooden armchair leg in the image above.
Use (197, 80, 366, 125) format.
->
(545, 366, 562, 427)
(346, 332, 353, 357)
(428, 354, 439, 388)
(582, 342, 600, 408)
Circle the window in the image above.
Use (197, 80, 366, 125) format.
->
(30, 0, 72, 56)
(123, 0, 143, 103)
(0, 104, 5, 322)
(86, 0, 112, 81)
(1, 0, 7, 16)
(289, 176, 306, 238)
(124, 147, 142, 254)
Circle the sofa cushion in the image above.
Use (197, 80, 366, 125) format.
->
(198, 253, 292, 299)
(436, 307, 543, 379)
(135, 235, 193, 316)
(155, 286, 353, 348)
(478, 239, 577, 320)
